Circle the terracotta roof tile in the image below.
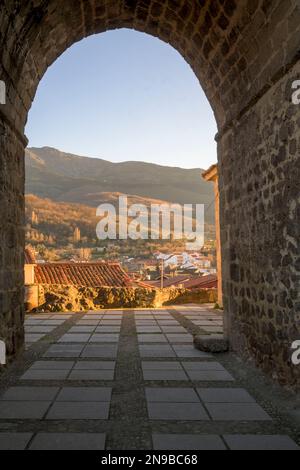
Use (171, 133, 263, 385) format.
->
(145, 275, 190, 288)
(34, 263, 131, 288)
(25, 247, 36, 264)
(143, 274, 218, 290)
(183, 274, 218, 289)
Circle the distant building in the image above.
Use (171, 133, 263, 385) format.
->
(31, 210, 39, 225)
(145, 273, 217, 290)
(155, 251, 212, 271)
(73, 227, 81, 243)
(202, 164, 222, 306)
(182, 274, 218, 290)
(24, 247, 36, 285)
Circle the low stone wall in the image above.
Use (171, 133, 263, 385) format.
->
(25, 284, 218, 312)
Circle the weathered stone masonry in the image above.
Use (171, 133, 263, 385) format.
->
(219, 61, 300, 389)
(0, 0, 299, 388)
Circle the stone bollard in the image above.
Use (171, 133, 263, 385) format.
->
(193, 334, 229, 353)
(24, 285, 39, 312)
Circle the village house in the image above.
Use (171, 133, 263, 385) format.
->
(24, 247, 134, 311)
(202, 164, 222, 307)
(145, 273, 217, 290)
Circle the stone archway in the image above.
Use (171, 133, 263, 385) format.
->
(0, 0, 299, 389)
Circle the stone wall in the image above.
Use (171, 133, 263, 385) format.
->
(0, 119, 25, 360)
(219, 61, 300, 390)
(26, 285, 217, 312)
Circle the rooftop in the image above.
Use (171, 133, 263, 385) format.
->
(34, 263, 132, 288)
(25, 247, 36, 264)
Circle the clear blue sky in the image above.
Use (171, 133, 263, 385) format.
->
(26, 29, 217, 169)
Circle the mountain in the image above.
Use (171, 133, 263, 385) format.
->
(25, 192, 196, 245)
(26, 193, 213, 261)
(25, 147, 215, 223)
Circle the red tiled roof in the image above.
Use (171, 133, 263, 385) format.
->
(143, 274, 218, 290)
(144, 260, 159, 266)
(146, 275, 190, 288)
(183, 274, 218, 290)
(25, 247, 36, 264)
(34, 263, 132, 288)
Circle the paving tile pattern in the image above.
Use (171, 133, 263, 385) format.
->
(0, 308, 298, 450)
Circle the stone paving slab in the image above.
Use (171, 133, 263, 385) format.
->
(27, 315, 52, 319)
(104, 316, 123, 320)
(77, 320, 100, 325)
(182, 362, 226, 371)
(25, 320, 45, 326)
(0, 433, 33, 450)
(186, 371, 235, 381)
(51, 315, 72, 319)
(136, 326, 162, 333)
(42, 320, 66, 326)
(30, 361, 75, 370)
(206, 403, 272, 421)
(44, 344, 84, 358)
(144, 370, 188, 381)
(223, 435, 299, 450)
(160, 326, 187, 333)
(166, 334, 193, 343)
(0, 401, 51, 419)
(25, 334, 46, 343)
(138, 334, 168, 343)
(25, 326, 57, 333)
(153, 316, 173, 320)
(81, 344, 118, 358)
(74, 361, 115, 370)
(82, 315, 103, 320)
(46, 402, 110, 420)
(68, 326, 96, 333)
(135, 316, 155, 320)
(56, 387, 112, 401)
(142, 362, 183, 370)
(89, 334, 120, 343)
(139, 345, 176, 358)
(148, 403, 209, 421)
(21, 369, 70, 380)
(197, 388, 256, 403)
(152, 434, 226, 450)
(29, 433, 106, 450)
(59, 333, 91, 343)
(68, 370, 115, 380)
(1, 386, 59, 401)
(191, 320, 220, 325)
(100, 320, 122, 325)
(146, 387, 200, 402)
(95, 326, 121, 332)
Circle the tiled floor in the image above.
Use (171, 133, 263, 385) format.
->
(24, 315, 72, 345)
(21, 360, 116, 381)
(0, 307, 298, 450)
(175, 305, 224, 335)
